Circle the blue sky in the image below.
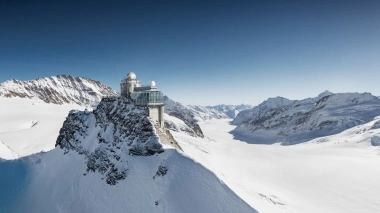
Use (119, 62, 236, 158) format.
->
(0, 0, 379, 105)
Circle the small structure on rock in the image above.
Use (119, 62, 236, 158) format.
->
(120, 72, 165, 127)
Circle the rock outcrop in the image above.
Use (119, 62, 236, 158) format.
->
(56, 97, 181, 185)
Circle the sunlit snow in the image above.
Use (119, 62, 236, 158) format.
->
(173, 119, 380, 213)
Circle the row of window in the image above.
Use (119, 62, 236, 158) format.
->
(131, 91, 164, 105)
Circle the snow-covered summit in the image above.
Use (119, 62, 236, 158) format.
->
(232, 92, 380, 144)
(0, 75, 117, 108)
(0, 96, 257, 213)
(232, 96, 293, 125)
(56, 97, 174, 184)
(316, 90, 334, 100)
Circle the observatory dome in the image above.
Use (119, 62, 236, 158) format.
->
(127, 72, 137, 80)
(150, 81, 156, 87)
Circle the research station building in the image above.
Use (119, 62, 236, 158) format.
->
(120, 72, 165, 127)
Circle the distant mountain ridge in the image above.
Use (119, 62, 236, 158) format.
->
(0, 75, 117, 108)
(232, 91, 380, 144)
(164, 96, 252, 138)
(187, 104, 253, 120)
(0, 75, 250, 139)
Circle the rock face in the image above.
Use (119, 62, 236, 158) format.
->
(56, 97, 167, 185)
(164, 96, 206, 138)
(232, 92, 380, 144)
(371, 120, 380, 129)
(0, 75, 117, 107)
(164, 96, 252, 138)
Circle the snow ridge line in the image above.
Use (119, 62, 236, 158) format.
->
(0, 140, 20, 159)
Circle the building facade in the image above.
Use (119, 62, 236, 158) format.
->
(120, 72, 165, 127)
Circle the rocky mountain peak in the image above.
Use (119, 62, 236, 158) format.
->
(261, 96, 294, 109)
(316, 90, 334, 100)
(56, 97, 181, 185)
(0, 75, 118, 108)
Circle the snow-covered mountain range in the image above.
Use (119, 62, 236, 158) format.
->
(0, 96, 256, 213)
(0, 75, 117, 108)
(164, 96, 251, 138)
(2, 74, 380, 213)
(0, 76, 251, 158)
(232, 91, 380, 144)
(206, 104, 253, 118)
(0, 75, 251, 140)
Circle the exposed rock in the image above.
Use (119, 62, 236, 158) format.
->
(155, 125, 183, 152)
(371, 120, 380, 129)
(56, 97, 165, 185)
(156, 165, 168, 177)
(0, 75, 117, 108)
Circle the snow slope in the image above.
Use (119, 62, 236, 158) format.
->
(0, 75, 117, 108)
(0, 141, 18, 160)
(0, 97, 85, 157)
(0, 97, 256, 213)
(0, 74, 117, 158)
(1, 148, 256, 213)
(232, 92, 380, 144)
(172, 118, 380, 213)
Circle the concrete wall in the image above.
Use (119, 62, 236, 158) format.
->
(149, 106, 164, 128)
(148, 107, 159, 123)
(159, 106, 164, 127)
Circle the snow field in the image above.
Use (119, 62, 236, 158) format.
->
(0, 97, 85, 157)
(172, 119, 380, 213)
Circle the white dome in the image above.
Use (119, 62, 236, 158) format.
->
(150, 81, 156, 87)
(127, 72, 137, 80)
